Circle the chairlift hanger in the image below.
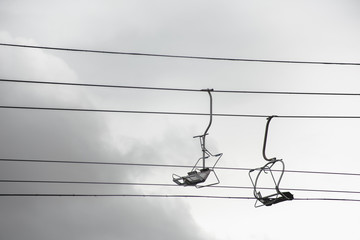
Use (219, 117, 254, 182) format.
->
(173, 89, 223, 188)
(249, 116, 293, 207)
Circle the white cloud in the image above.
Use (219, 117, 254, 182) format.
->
(0, 32, 209, 240)
(1, 1, 360, 239)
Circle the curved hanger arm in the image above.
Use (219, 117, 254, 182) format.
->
(262, 115, 277, 161)
(202, 88, 214, 137)
(199, 89, 214, 168)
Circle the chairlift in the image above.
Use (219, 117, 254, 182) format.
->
(172, 89, 223, 188)
(249, 116, 293, 207)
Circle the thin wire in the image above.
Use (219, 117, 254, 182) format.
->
(215, 89, 360, 96)
(1, 43, 360, 66)
(0, 193, 359, 202)
(1, 179, 359, 195)
(2, 78, 360, 96)
(294, 198, 360, 202)
(1, 105, 360, 119)
(1, 158, 359, 177)
(0, 193, 253, 199)
(0, 78, 199, 92)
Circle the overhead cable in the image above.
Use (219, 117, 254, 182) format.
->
(2, 78, 360, 96)
(1, 158, 359, 177)
(0, 193, 359, 202)
(1, 43, 360, 66)
(1, 179, 360, 195)
(0, 78, 199, 93)
(1, 105, 360, 119)
(0, 193, 254, 199)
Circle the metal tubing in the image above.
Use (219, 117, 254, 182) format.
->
(201, 89, 214, 169)
(262, 116, 277, 161)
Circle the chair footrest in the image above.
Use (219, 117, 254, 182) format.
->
(260, 192, 294, 206)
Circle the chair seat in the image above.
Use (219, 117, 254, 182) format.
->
(173, 168, 211, 186)
(260, 192, 294, 206)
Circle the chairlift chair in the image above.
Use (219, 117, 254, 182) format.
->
(248, 116, 294, 207)
(249, 159, 293, 207)
(172, 89, 223, 188)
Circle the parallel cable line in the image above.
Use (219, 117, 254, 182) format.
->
(2, 78, 360, 96)
(1, 179, 359, 195)
(0, 193, 254, 199)
(0, 78, 199, 92)
(2, 105, 360, 119)
(1, 158, 359, 177)
(0, 105, 213, 116)
(0, 193, 359, 202)
(0, 158, 200, 168)
(294, 197, 360, 202)
(215, 89, 360, 96)
(1, 43, 360, 66)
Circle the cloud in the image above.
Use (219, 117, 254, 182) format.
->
(0, 32, 209, 240)
(2, 2, 360, 239)
(0, 197, 207, 240)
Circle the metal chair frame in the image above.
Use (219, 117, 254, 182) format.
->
(249, 116, 293, 207)
(173, 89, 223, 188)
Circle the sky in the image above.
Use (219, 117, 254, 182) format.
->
(0, 0, 360, 239)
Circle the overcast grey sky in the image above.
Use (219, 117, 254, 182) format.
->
(1, 1, 360, 240)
